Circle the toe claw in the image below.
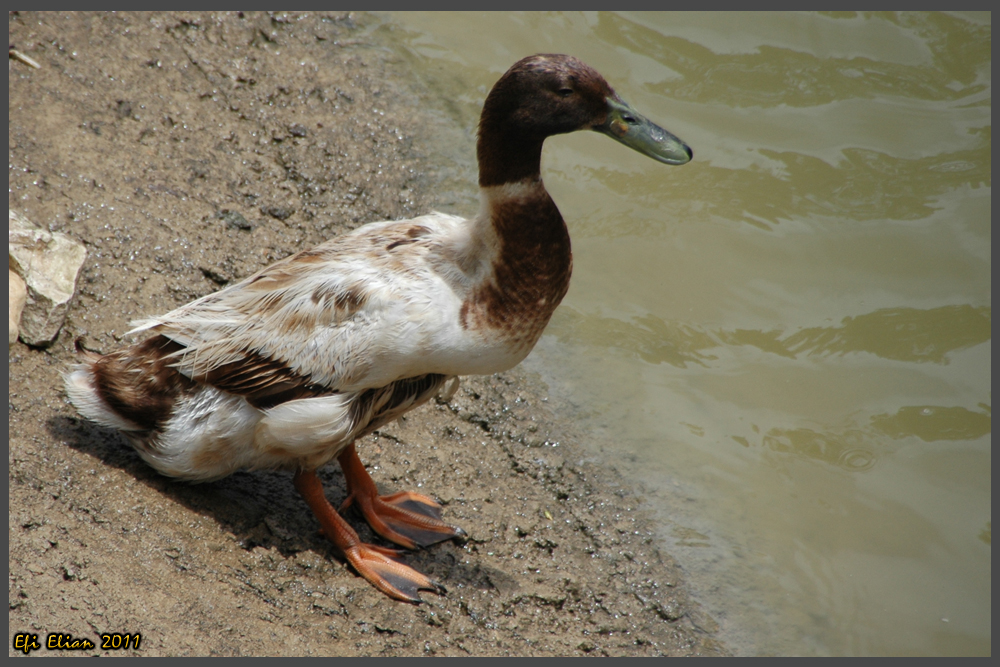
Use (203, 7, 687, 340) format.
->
(344, 544, 446, 603)
(350, 490, 468, 549)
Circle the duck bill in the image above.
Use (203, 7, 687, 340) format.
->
(595, 97, 692, 165)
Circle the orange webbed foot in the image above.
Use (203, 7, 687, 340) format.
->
(293, 467, 446, 603)
(343, 544, 446, 603)
(338, 444, 467, 550)
(341, 489, 468, 550)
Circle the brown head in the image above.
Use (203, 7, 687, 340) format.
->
(477, 54, 691, 186)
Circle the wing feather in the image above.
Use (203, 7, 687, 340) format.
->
(130, 213, 474, 395)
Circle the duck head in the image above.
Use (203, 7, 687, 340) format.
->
(478, 53, 692, 186)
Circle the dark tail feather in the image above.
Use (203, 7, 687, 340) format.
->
(74, 336, 103, 361)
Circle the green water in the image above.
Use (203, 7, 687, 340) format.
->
(375, 12, 991, 656)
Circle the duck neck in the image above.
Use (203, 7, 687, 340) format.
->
(468, 175, 573, 346)
(475, 116, 566, 255)
(466, 114, 573, 344)
(477, 119, 545, 187)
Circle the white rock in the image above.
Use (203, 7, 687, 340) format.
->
(8, 209, 87, 347)
(9, 269, 27, 347)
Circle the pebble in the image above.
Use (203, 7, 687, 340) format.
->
(9, 269, 26, 347)
(8, 209, 87, 347)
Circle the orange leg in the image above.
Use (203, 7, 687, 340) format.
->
(293, 468, 445, 603)
(337, 443, 467, 550)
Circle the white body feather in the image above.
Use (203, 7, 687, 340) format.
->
(132, 210, 527, 389)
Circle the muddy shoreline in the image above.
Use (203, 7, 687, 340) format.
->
(9, 12, 725, 656)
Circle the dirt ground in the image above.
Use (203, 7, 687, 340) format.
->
(9, 12, 725, 656)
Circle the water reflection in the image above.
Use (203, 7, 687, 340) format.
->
(552, 304, 990, 367)
(742, 305, 991, 363)
(734, 403, 990, 471)
(752, 403, 991, 471)
(549, 306, 716, 368)
(760, 428, 877, 471)
(605, 12, 990, 106)
(672, 525, 712, 548)
(641, 143, 990, 231)
(871, 405, 991, 441)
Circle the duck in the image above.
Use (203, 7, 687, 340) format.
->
(65, 53, 692, 602)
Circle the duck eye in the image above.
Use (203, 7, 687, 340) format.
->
(557, 88, 574, 98)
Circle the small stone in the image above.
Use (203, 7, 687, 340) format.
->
(261, 205, 294, 221)
(116, 99, 133, 119)
(654, 599, 684, 622)
(217, 209, 254, 231)
(8, 210, 86, 347)
(9, 269, 26, 347)
(531, 586, 566, 608)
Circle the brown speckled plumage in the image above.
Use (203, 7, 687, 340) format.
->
(90, 335, 196, 436)
(460, 183, 571, 351)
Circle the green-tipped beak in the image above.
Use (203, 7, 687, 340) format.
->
(595, 97, 692, 165)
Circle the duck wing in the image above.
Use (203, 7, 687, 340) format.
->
(130, 214, 471, 400)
